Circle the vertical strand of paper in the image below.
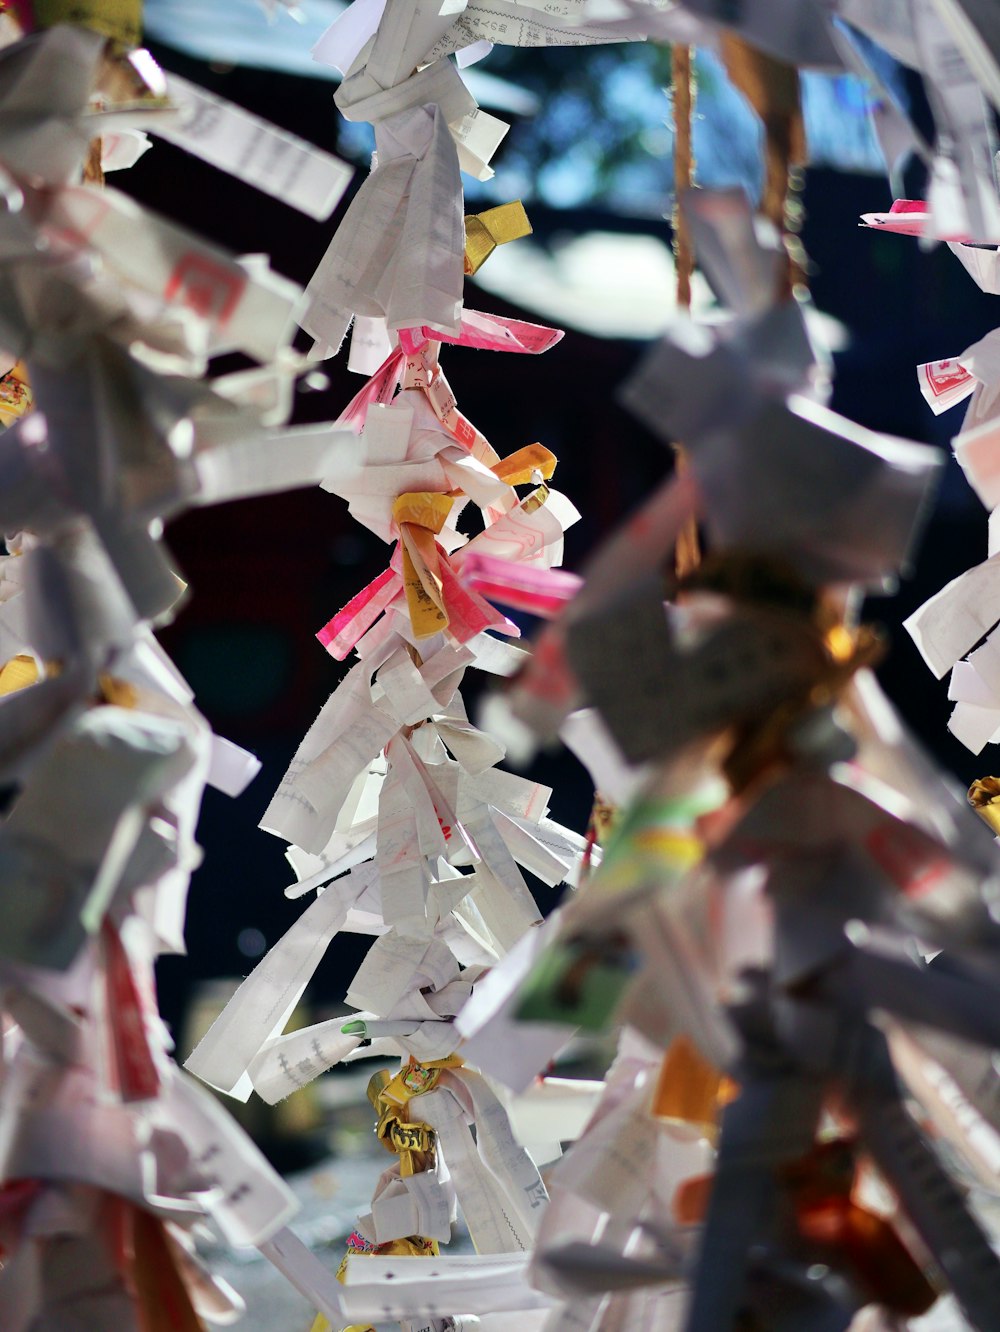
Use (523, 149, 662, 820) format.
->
(670, 43, 700, 581)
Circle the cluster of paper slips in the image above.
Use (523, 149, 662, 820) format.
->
(4, 3, 1000, 1332)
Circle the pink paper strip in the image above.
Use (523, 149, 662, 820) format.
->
(335, 347, 405, 432)
(317, 567, 400, 660)
(437, 557, 517, 643)
(400, 310, 563, 357)
(860, 198, 974, 241)
(462, 552, 582, 617)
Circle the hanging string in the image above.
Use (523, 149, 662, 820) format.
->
(672, 44, 695, 312)
(720, 35, 807, 299)
(670, 43, 701, 580)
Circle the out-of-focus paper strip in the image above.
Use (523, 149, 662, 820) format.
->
(158, 74, 354, 221)
(43, 185, 303, 363)
(929, 0, 1000, 114)
(258, 1227, 345, 1321)
(206, 733, 261, 798)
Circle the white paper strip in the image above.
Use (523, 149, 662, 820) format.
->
(159, 74, 353, 221)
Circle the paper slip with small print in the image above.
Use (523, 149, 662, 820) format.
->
(157, 75, 353, 221)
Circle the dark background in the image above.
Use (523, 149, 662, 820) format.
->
(115, 46, 1000, 1039)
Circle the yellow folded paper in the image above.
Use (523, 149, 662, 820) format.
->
(464, 201, 532, 275)
(492, 443, 557, 488)
(0, 654, 38, 695)
(393, 491, 454, 639)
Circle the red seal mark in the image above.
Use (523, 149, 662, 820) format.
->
(164, 253, 246, 326)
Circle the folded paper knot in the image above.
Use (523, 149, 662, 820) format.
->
(464, 201, 532, 275)
(392, 490, 455, 639)
(335, 60, 475, 137)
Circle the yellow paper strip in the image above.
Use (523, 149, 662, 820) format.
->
(400, 540, 448, 639)
(0, 654, 38, 695)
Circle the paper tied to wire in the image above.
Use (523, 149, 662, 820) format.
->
(189, 748, 588, 1097)
(0, 314, 341, 633)
(317, 474, 573, 660)
(0, 703, 196, 972)
(316, 324, 573, 658)
(510, 377, 936, 750)
(527, 1032, 709, 1304)
(506, 469, 700, 743)
(260, 636, 585, 908)
(688, 395, 942, 590)
(340, 308, 563, 432)
(909, 0, 1000, 245)
(0, 1014, 299, 1264)
(32, 182, 305, 366)
(302, 0, 512, 355)
(908, 552, 1000, 753)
